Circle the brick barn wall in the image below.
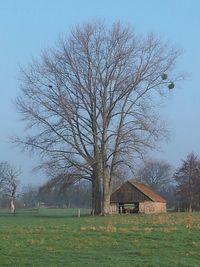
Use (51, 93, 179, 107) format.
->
(110, 202, 166, 214)
(110, 203, 118, 214)
(139, 201, 166, 214)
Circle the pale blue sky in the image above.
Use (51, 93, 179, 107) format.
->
(0, 0, 200, 185)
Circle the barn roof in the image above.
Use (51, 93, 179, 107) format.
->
(128, 180, 166, 203)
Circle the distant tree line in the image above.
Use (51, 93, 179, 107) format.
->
(38, 180, 91, 208)
(16, 181, 92, 209)
(10, 152, 199, 212)
(1, 153, 200, 213)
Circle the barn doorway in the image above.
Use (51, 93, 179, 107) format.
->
(118, 202, 139, 214)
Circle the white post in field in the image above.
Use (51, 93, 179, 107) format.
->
(78, 208, 80, 218)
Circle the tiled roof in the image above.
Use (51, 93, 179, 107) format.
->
(128, 180, 166, 203)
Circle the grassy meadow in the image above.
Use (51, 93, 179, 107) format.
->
(0, 209, 200, 266)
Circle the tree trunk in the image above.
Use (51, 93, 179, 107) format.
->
(10, 199, 15, 216)
(102, 173, 111, 215)
(91, 172, 102, 215)
(189, 190, 192, 212)
(102, 192, 111, 215)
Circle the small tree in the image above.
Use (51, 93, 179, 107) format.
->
(0, 162, 20, 215)
(174, 153, 200, 212)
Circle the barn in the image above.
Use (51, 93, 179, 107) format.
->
(110, 180, 166, 214)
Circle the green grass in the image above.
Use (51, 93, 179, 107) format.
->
(0, 209, 200, 266)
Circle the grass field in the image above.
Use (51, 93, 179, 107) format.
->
(0, 209, 200, 266)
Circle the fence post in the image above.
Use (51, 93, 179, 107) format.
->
(120, 206, 122, 215)
(78, 208, 81, 218)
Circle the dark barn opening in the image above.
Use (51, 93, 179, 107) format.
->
(119, 202, 139, 214)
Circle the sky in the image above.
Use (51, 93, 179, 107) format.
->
(0, 0, 200, 185)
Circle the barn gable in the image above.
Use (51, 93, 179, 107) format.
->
(110, 181, 151, 203)
(128, 180, 166, 203)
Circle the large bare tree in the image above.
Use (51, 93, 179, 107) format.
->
(16, 21, 181, 214)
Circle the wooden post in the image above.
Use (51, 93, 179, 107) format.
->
(120, 206, 122, 215)
(78, 208, 80, 218)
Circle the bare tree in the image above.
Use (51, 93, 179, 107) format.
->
(15, 20, 181, 214)
(174, 153, 200, 212)
(0, 162, 20, 215)
(136, 160, 173, 192)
